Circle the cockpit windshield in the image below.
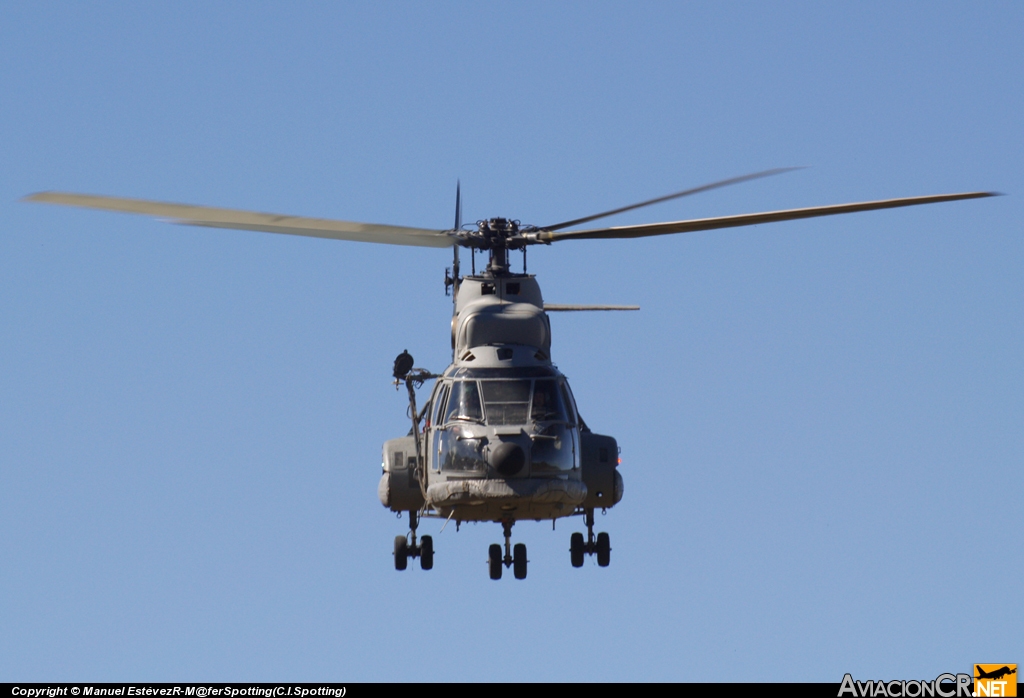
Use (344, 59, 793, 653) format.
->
(442, 378, 570, 426)
(531, 380, 563, 421)
(445, 380, 483, 423)
(481, 380, 530, 424)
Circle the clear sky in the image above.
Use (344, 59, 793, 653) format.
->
(1, 1, 1020, 682)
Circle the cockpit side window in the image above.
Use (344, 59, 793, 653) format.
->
(432, 383, 450, 427)
(559, 381, 577, 425)
(445, 380, 483, 423)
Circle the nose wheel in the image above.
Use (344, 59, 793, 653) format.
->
(393, 510, 433, 571)
(570, 508, 611, 568)
(488, 519, 528, 580)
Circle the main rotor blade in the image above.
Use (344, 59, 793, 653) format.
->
(540, 167, 802, 232)
(25, 192, 454, 248)
(543, 304, 639, 311)
(538, 191, 999, 242)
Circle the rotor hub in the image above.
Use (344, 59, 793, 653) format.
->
(472, 218, 519, 249)
(456, 218, 532, 275)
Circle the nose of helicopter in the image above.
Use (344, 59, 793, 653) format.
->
(489, 441, 526, 476)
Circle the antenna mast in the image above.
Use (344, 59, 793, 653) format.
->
(452, 182, 461, 300)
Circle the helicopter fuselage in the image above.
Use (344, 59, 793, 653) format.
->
(378, 273, 623, 526)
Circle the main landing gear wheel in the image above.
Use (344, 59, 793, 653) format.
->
(420, 535, 433, 570)
(569, 508, 611, 569)
(488, 518, 528, 580)
(394, 535, 408, 571)
(596, 531, 610, 567)
(570, 532, 585, 568)
(488, 544, 503, 580)
(513, 543, 528, 580)
(393, 510, 433, 572)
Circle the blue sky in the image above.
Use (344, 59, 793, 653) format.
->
(1, 2, 1020, 682)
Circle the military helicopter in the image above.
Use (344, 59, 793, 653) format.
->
(26, 170, 995, 579)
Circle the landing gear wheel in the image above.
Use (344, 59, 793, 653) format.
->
(420, 535, 433, 570)
(596, 532, 611, 567)
(488, 544, 503, 580)
(513, 543, 528, 579)
(394, 535, 408, 571)
(570, 532, 585, 568)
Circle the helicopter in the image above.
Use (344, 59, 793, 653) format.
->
(26, 170, 996, 580)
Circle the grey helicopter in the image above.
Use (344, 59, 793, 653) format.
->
(26, 170, 995, 579)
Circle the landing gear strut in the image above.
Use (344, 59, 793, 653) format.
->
(488, 518, 528, 580)
(570, 508, 611, 568)
(394, 510, 433, 571)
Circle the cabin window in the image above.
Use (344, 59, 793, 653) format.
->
(506, 282, 521, 295)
